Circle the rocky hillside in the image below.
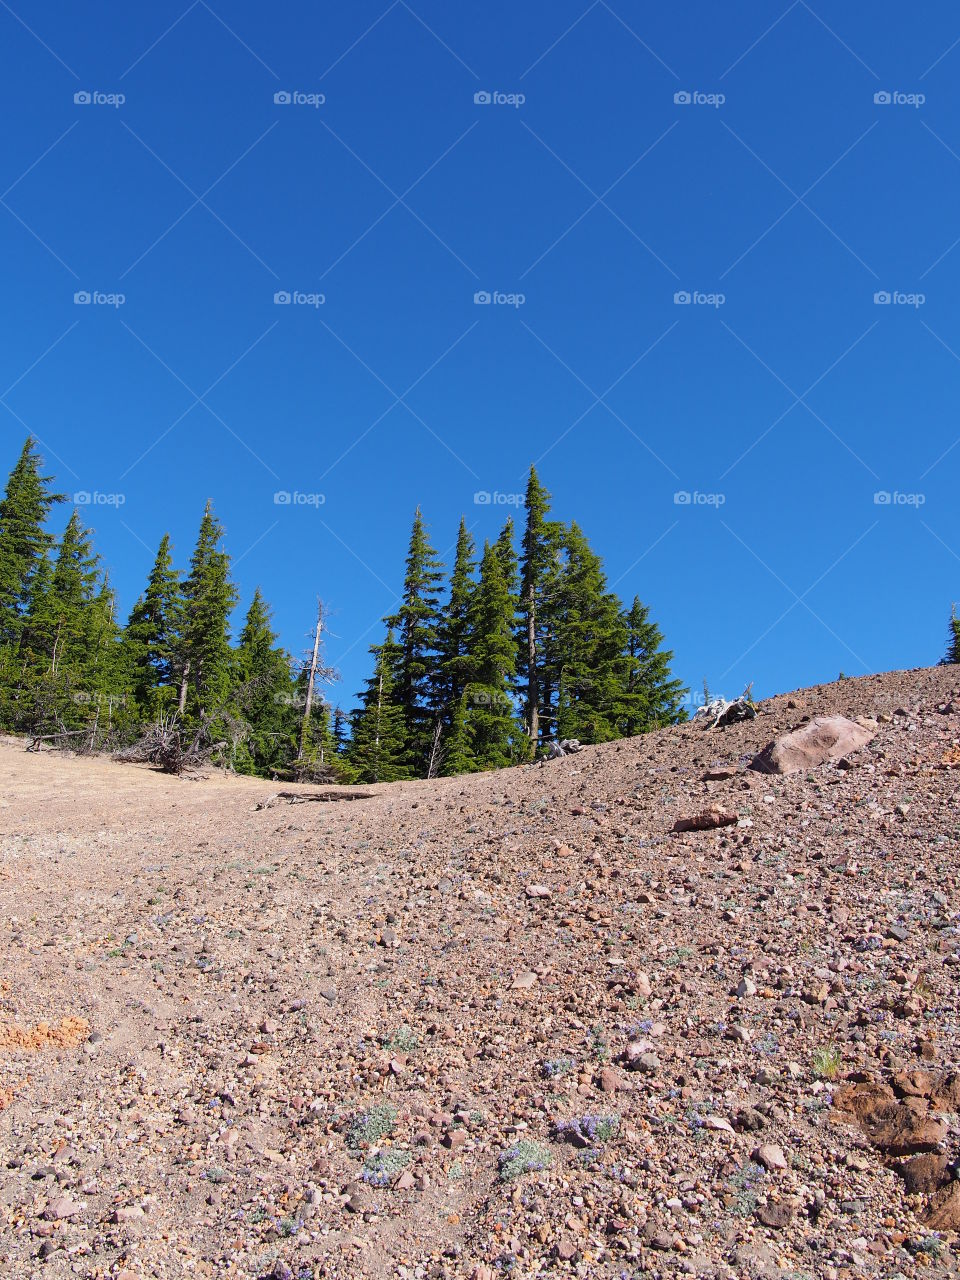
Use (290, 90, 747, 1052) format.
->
(1, 665, 959, 1279)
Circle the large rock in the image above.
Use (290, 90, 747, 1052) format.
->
(923, 1182, 960, 1230)
(895, 1153, 950, 1194)
(750, 716, 876, 775)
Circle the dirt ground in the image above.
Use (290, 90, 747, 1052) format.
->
(2, 666, 960, 1280)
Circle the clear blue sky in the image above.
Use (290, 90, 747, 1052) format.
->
(2, 1, 958, 708)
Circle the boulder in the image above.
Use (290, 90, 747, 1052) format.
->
(750, 716, 876, 775)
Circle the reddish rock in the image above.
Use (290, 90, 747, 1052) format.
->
(672, 807, 738, 832)
(931, 1072, 960, 1112)
(923, 1182, 960, 1230)
(895, 1153, 950, 1194)
(750, 716, 876, 775)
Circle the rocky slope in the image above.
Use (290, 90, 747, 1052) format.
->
(1, 665, 960, 1280)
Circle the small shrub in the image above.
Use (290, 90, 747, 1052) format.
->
(361, 1148, 411, 1187)
(497, 1139, 553, 1182)
(381, 1025, 419, 1053)
(556, 1114, 620, 1147)
(347, 1102, 397, 1151)
(542, 1056, 575, 1079)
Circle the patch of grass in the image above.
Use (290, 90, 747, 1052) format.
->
(497, 1139, 553, 1182)
(811, 1045, 842, 1079)
(347, 1101, 397, 1151)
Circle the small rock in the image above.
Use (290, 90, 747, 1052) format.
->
(756, 1199, 796, 1229)
(42, 1197, 80, 1221)
(752, 1143, 787, 1171)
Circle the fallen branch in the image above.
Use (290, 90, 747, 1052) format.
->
(255, 789, 375, 811)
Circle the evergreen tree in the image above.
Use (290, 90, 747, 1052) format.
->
(552, 522, 628, 744)
(0, 438, 63, 647)
(385, 509, 444, 773)
(17, 510, 101, 733)
(518, 468, 559, 757)
(945, 605, 960, 664)
(463, 540, 518, 769)
(231, 588, 297, 774)
(618, 596, 688, 733)
(125, 533, 184, 714)
(437, 516, 475, 717)
(348, 632, 411, 783)
(82, 576, 137, 744)
(178, 502, 238, 722)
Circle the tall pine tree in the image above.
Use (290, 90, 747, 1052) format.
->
(125, 533, 184, 714)
(385, 509, 444, 774)
(177, 502, 238, 723)
(0, 438, 63, 647)
(618, 596, 687, 733)
(348, 632, 411, 783)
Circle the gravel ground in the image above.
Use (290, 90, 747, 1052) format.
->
(2, 665, 960, 1280)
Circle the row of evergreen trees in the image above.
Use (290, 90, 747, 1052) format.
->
(349, 469, 688, 780)
(0, 438, 688, 781)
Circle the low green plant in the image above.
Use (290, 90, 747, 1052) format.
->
(811, 1045, 842, 1079)
(347, 1101, 397, 1150)
(497, 1139, 553, 1182)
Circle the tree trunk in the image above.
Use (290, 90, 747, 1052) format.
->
(298, 600, 323, 761)
(526, 585, 538, 757)
(177, 660, 190, 714)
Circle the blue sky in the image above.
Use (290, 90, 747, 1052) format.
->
(2, 1, 959, 708)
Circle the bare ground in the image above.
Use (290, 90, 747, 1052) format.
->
(2, 666, 960, 1280)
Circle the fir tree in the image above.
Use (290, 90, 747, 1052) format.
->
(553, 522, 628, 744)
(385, 508, 444, 773)
(518, 468, 559, 757)
(463, 540, 518, 769)
(125, 533, 184, 713)
(0, 438, 63, 647)
(945, 605, 960, 665)
(178, 502, 238, 722)
(437, 516, 475, 717)
(618, 596, 688, 734)
(348, 632, 411, 783)
(232, 588, 297, 774)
